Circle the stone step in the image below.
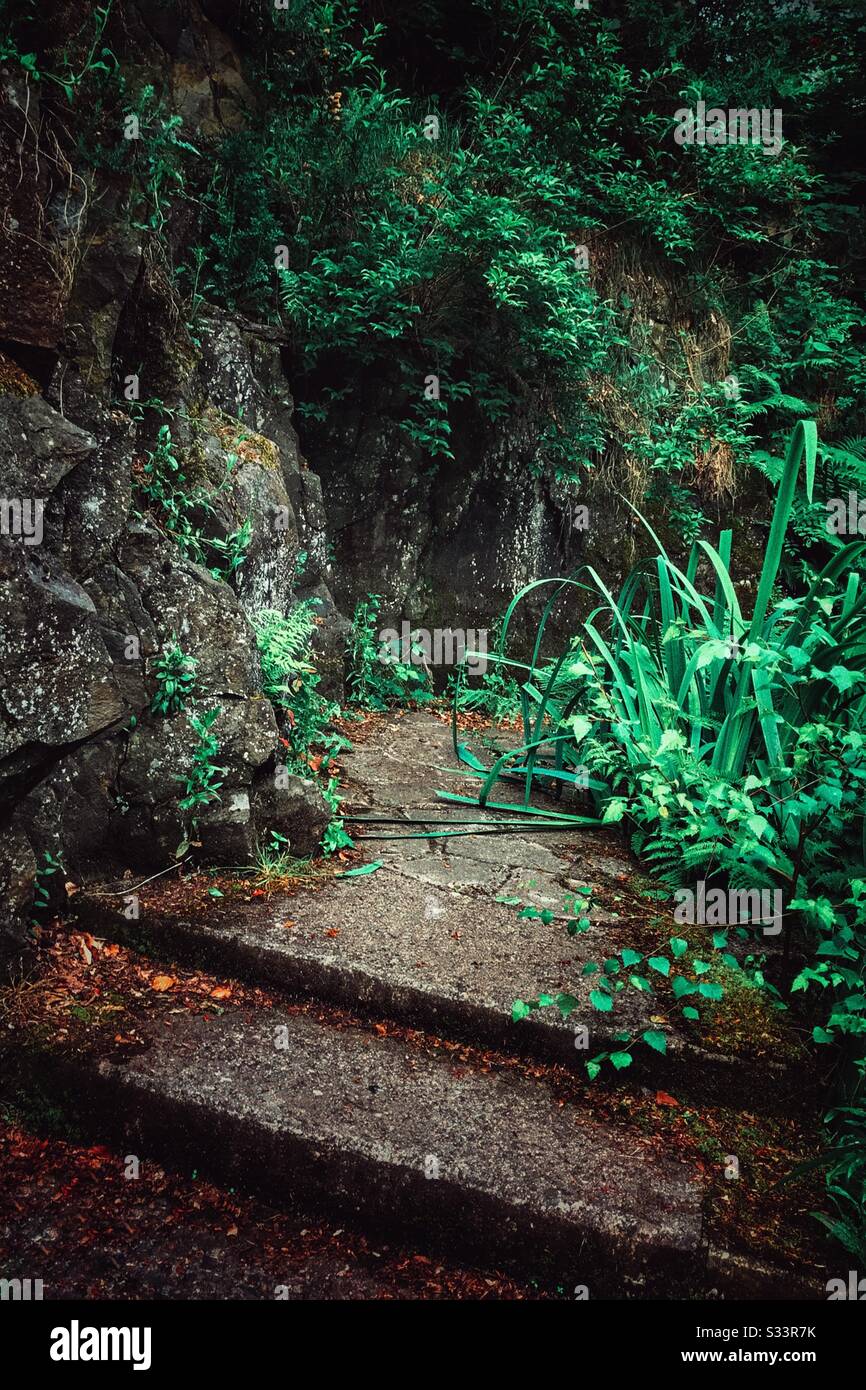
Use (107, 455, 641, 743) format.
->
(35, 1004, 704, 1296)
(75, 872, 803, 1113)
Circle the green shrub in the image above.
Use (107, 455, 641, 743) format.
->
(347, 595, 434, 709)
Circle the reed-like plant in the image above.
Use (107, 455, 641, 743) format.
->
(446, 421, 866, 894)
(443, 421, 866, 1259)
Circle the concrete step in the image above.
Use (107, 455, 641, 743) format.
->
(74, 873, 804, 1113)
(33, 1004, 705, 1296)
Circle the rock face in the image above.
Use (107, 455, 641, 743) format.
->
(305, 389, 565, 648)
(0, 369, 333, 971)
(0, 3, 338, 974)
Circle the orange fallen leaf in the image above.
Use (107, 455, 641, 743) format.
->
(282, 920, 295, 929)
(210, 985, 232, 1000)
(325, 927, 340, 938)
(103, 943, 120, 958)
(150, 974, 176, 993)
(655, 1090, 679, 1107)
(226, 1225, 238, 1237)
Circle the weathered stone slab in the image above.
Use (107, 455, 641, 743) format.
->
(57, 1006, 703, 1294)
(75, 712, 802, 1109)
(76, 869, 791, 1109)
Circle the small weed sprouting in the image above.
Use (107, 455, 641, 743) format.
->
(150, 640, 197, 717)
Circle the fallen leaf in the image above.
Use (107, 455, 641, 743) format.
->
(325, 927, 340, 938)
(150, 975, 176, 993)
(655, 1090, 679, 1107)
(337, 860, 384, 878)
(210, 985, 232, 1000)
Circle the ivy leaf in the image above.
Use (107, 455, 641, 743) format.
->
(669, 937, 688, 958)
(590, 989, 613, 1012)
(698, 981, 724, 1000)
(812, 1026, 834, 1044)
(693, 959, 712, 975)
(512, 999, 533, 1021)
(610, 1051, 633, 1070)
(586, 1059, 602, 1081)
(682, 1006, 700, 1021)
(621, 948, 643, 967)
(642, 1029, 667, 1055)
(649, 956, 670, 976)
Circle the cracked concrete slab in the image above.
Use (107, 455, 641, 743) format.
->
(56, 1006, 704, 1293)
(77, 712, 800, 1108)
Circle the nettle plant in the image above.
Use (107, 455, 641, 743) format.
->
(140, 424, 251, 584)
(30, 850, 64, 929)
(347, 595, 433, 709)
(510, 887, 734, 1078)
(176, 706, 227, 857)
(321, 776, 355, 856)
(150, 640, 197, 717)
